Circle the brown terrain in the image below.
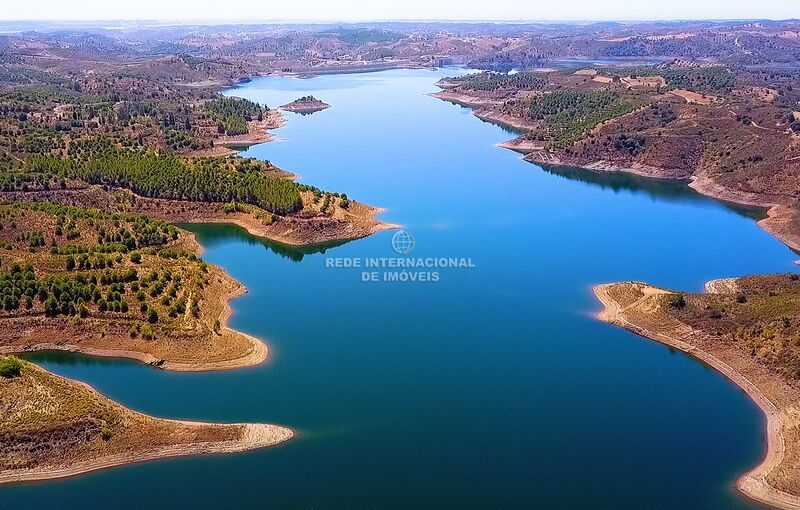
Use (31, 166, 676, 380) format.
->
(1, 18, 800, 494)
(0, 202, 270, 371)
(192, 109, 285, 157)
(433, 66, 800, 252)
(4, 185, 395, 248)
(594, 277, 800, 508)
(0, 357, 292, 484)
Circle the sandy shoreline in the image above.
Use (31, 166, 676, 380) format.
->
(688, 173, 800, 253)
(163, 269, 269, 372)
(429, 90, 539, 133)
(431, 88, 800, 252)
(181, 204, 398, 248)
(0, 364, 293, 485)
(0, 423, 293, 485)
(192, 110, 286, 158)
(2, 260, 269, 372)
(593, 282, 800, 510)
(521, 155, 800, 253)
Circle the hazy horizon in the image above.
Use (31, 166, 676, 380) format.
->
(2, 0, 797, 23)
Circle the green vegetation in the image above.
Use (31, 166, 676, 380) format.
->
(630, 67, 734, 94)
(204, 97, 264, 136)
(26, 150, 302, 215)
(0, 201, 179, 252)
(0, 262, 137, 317)
(613, 133, 646, 155)
(457, 72, 546, 92)
(0, 356, 22, 378)
(526, 90, 643, 148)
(0, 244, 207, 333)
(669, 275, 800, 379)
(646, 102, 678, 126)
(667, 292, 687, 309)
(0, 87, 73, 111)
(323, 28, 403, 45)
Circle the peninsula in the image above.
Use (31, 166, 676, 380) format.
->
(427, 24, 800, 509)
(0, 356, 292, 484)
(0, 21, 402, 483)
(594, 277, 800, 509)
(1, 19, 800, 504)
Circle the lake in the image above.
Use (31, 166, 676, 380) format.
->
(6, 68, 797, 509)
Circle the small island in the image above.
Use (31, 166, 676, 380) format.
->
(280, 96, 331, 114)
(0, 39, 394, 483)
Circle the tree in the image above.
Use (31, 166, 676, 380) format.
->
(0, 356, 22, 378)
(667, 293, 686, 309)
(44, 296, 59, 316)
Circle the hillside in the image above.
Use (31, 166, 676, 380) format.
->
(0, 356, 291, 483)
(435, 65, 800, 251)
(594, 276, 800, 508)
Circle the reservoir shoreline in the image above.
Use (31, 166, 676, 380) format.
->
(0, 363, 293, 485)
(431, 79, 800, 508)
(4, 68, 791, 509)
(593, 282, 800, 510)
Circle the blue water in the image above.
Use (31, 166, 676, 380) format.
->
(5, 68, 797, 509)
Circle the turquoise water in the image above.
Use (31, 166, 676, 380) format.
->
(6, 68, 798, 509)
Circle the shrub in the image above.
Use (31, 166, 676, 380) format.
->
(667, 293, 686, 309)
(614, 133, 646, 155)
(0, 356, 23, 378)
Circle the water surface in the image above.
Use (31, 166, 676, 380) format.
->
(7, 68, 798, 509)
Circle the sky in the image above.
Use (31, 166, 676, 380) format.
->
(1, 0, 797, 22)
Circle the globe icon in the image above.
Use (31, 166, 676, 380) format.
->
(391, 230, 416, 255)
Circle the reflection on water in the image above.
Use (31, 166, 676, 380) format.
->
(4, 67, 794, 510)
(539, 164, 768, 221)
(179, 222, 351, 262)
(22, 350, 133, 368)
